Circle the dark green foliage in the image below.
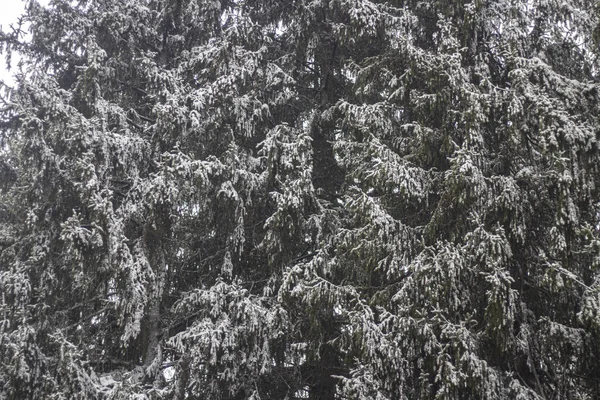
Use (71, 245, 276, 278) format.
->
(1, 0, 599, 399)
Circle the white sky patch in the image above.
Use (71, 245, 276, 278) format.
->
(163, 365, 175, 382)
(0, 0, 49, 87)
(0, 0, 27, 85)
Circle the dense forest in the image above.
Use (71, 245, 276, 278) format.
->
(1, 0, 600, 398)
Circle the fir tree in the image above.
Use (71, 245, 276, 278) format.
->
(1, 0, 599, 399)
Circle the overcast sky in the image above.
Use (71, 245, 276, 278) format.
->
(0, 1, 27, 85)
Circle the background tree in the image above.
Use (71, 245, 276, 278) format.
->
(1, 0, 599, 399)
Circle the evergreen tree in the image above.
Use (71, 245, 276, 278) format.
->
(1, 0, 599, 398)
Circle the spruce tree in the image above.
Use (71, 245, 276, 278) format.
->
(1, 0, 599, 399)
